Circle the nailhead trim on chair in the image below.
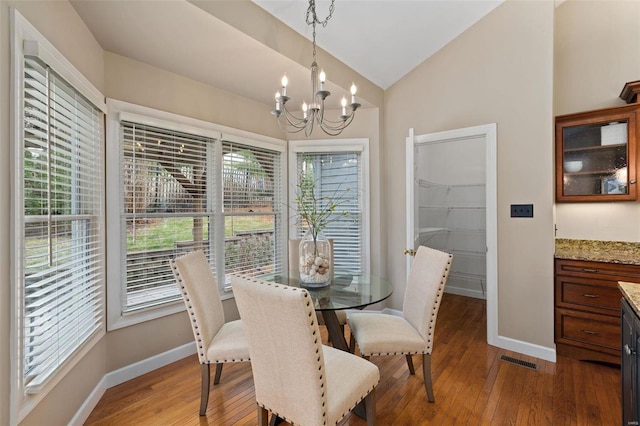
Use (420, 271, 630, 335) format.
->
(233, 275, 376, 425)
(170, 260, 251, 365)
(358, 253, 453, 358)
(424, 254, 452, 353)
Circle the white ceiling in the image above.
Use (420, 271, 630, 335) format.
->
(253, 0, 503, 89)
(70, 0, 503, 109)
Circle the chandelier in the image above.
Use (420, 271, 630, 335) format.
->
(271, 0, 360, 137)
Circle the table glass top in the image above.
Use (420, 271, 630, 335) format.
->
(261, 272, 393, 311)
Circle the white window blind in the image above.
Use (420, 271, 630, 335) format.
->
(110, 103, 286, 323)
(222, 140, 284, 287)
(120, 122, 215, 312)
(21, 57, 105, 392)
(295, 152, 364, 274)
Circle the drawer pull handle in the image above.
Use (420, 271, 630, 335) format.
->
(581, 293, 600, 299)
(581, 329, 599, 335)
(624, 344, 636, 356)
(581, 268, 599, 273)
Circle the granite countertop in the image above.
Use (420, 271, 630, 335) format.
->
(620, 282, 640, 318)
(555, 238, 640, 266)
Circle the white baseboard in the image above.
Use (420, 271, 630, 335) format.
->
(490, 335, 556, 363)
(69, 342, 196, 426)
(444, 287, 487, 300)
(350, 307, 556, 363)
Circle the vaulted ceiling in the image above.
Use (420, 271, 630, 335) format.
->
(71, 0, 502, 109)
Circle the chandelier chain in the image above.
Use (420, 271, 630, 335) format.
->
(306, 0, 335, 60)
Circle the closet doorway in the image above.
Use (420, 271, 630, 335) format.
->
(405, 124, 497, 345)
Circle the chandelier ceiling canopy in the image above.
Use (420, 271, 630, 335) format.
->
(272, 0, 360, 137)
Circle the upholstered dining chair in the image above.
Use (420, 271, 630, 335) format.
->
(170, 251, 250, 416)
(289, 238, 348, 337)
(231, 274, 380, 426)
(348, 245, 452, 402)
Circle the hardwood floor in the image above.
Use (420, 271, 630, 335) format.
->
(85, 294, 621, 425)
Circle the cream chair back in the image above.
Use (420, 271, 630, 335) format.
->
(231, 275, 328, 425)
(402, 246, 453, 354)
(172, 251, 225, 364)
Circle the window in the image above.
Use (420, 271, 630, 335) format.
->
(12, 10, 106, 420)
(106, 101, 286, 329)
(119, 122, 214, 313)
(289, 140, 370, 274)
(221, 139, 285, 289)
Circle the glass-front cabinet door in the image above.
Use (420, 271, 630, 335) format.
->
(556, 106, 638, 202)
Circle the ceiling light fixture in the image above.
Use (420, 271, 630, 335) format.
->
(272, 0, 360, 137)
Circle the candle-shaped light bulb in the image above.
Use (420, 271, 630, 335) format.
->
(319, 70, 326, 90)
(281, 74, 288, 97)
(350, 83, 357, 104)
(302, 101, 308, 119)
(275, 91, 281, 110)
(341, 97, 347, 116)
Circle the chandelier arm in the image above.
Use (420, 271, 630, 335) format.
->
(317, 123, 346, 137)
(315, 112, 355, 127)
(276, 115, 308, 134)
(280, 105, 308, 127)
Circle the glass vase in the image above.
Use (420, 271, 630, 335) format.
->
(298, 229, 332, 287)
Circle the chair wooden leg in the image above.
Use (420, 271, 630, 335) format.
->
(406, 354, 415, 375)
(257, 405, 269, 426)
(213, 362, 223, 385)
(365, 388, 376, 426)
(199, 364, 210, 416)
(422, 354, 435, 402)
(349, 333, 356, 353)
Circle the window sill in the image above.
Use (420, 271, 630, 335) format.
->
(107, 301, 186, 331)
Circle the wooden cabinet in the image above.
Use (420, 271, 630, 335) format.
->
(621, 297, 639, 426)
(554, 258, 640, 364)
(555, 104, 640, 202)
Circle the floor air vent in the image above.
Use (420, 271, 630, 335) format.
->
(499, 355, 538, 371)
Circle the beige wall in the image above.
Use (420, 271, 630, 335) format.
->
(105, 52, 285, 141)
(554, 0, 640, 242)
(8, 0, 631, 423)
(2, 2, 383, 423)
(384, 0, 555, 347)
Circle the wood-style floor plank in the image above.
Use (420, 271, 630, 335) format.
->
(84, 294, 622, 425)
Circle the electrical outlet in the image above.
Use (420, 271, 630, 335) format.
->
(511, 204, 533, 218)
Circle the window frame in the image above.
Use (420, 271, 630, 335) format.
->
(106, 99, 287, 330)
(288, 139, 370, 274)
(10, 9, 107, 423)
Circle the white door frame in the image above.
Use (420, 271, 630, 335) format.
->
(406, 124, 498, 347)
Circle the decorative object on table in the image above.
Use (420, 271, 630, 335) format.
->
(271, 0, 360, 137)
(294, 168, 349, 287)
(298, 229, 332, 286)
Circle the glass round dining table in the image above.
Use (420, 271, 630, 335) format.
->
(261, 271, 393, 352)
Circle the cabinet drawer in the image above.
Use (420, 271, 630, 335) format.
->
(556, 277, 622, 314)
(555, 308, 620, 353)
(556, 258, 640, 281)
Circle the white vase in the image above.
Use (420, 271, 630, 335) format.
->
(298, 229, 332, 287)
